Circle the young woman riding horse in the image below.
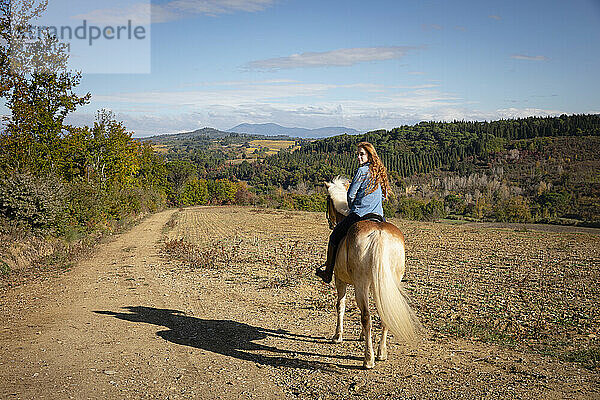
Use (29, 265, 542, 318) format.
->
(316, 141, 391, 283)
(318, 144, 418, 369)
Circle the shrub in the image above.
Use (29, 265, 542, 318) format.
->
(0, 172, 66, 230)
(65, 178, 104, 231)
(444, 193, 466, 215)
(233, 182, 258, 205)
(291, 193, 326, 212)
(494, 195, 532, 223)
(396, 196, 446, 221)
(180, 178, 209, 206)
(535, 191, 571, 220)
(208, 178, 238, 204)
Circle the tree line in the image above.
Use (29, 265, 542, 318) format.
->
(191, 114, 599, 225)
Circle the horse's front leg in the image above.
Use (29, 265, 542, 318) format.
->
(377, 325, 388, 361)
(332, 277, 347, 343)
(356, 284, 374, 369)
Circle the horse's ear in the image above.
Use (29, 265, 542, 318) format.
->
(324, 181, 331, 189)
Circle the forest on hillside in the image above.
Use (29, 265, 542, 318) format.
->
(164, 114, 600, 226)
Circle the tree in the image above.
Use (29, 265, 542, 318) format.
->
(166, 160, 197, 204)
(88, 110, 140, 188)
(180, 178, 208, 206)
(0, 0, 90, 173)
(208, 179, 238, 204)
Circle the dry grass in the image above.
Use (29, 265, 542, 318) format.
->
(248, 140, 296, 151)
(164, 207, 325, 288)
(163, 206, 600, 368)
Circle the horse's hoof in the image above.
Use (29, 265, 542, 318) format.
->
(331, 336, 343, 343)
(376, 355, 388, 361)
(363, 361, 375, 369)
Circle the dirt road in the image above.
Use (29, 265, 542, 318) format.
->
(1, 208, 598, 399)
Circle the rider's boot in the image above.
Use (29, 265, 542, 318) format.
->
(316, 242, 335, 283)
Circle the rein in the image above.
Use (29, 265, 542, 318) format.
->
(326, 197, 335, 229)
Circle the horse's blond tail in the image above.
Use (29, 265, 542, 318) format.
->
(370, 230, 420, 343)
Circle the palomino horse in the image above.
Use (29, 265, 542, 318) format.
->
(324, 176, 420, 369)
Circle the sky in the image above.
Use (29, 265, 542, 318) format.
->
(12, 0, 600, 136)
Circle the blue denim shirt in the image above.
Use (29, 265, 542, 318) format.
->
(347, 163, 384, 217)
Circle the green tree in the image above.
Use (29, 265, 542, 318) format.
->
(88, 110, 140, 188)
(180, 178, 209, 206)
(0, 0, 90, 173)
(208, 179, 238, 204)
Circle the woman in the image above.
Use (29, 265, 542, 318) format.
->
(316, 141, 391, 283)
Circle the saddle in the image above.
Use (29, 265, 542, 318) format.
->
(358, 213, 385, 223)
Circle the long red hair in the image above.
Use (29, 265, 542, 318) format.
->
(358, 141, 391, 199)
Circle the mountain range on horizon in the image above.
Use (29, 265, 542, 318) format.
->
(228, 123, 362, 138)
(143, 123, 363, 140)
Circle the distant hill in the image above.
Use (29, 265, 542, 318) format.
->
(144, 127, 299, 143)
(228, 123, 361, 138)
(144, 127, 235, 142)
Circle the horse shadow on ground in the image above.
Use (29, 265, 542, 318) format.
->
(94, 306, 362, 371)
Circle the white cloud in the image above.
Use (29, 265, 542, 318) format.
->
(69, 104, 570, 137)
(72, 79, 460, 134)
(70, 80, 569, 136)
(488, 15, 502, 20)
(245, 47, 416, 70)
(73, 0, 276, 24)
(511, 54, 549, 61)
(89, 80, 451, 112)
(494, 107, 562, 119)
(153, 0, 276, 22)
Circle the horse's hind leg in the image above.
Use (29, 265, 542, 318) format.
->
(332, 278, 347, 343)
(377, 325, 388, 361)
(355, 284, 375, 369)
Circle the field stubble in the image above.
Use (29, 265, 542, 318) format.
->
(164, 206, 600, 370)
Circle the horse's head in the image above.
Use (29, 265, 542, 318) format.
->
(325, 176, 350, 229)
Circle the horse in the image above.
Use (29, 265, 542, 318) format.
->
(323, 176, 420, 369)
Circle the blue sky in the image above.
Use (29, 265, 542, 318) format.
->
(24, 0, 600, 136)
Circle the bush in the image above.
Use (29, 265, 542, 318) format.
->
(180, 178, 209, 206)
(0, 172, 66, 230)
(208, 179, 238, 204)
(291, 193, 326, 212)
(444, 193, 466, 215)
(234, 182, 258, 205)
(494, 195, 532, 223)
(66, 178, 104, 231)
(383, 197, 398, 218)
(535, 191, 571, 220)
(396, 196, 446, 221)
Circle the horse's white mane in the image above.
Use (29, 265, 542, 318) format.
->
(326, 176, 350, 216)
